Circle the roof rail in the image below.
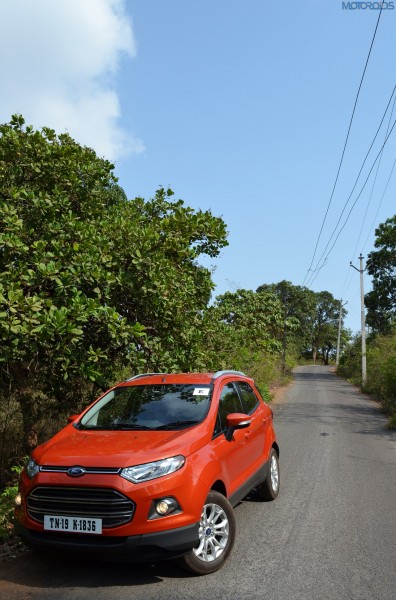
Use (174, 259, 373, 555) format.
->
(212, 370, 247, 380)
(126, 373, 167, 382)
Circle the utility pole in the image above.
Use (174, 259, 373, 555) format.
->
(350, 254, 367, 386)
(336, 299, 347, 368)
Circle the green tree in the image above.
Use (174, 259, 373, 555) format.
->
(365, 215, 396, 333)
(105, 187, 228, 372)
(201, 288, 296, 388)
(1, 115, 138, 457)
(0, 115, 228, 467)
(257, 281, 316, 368)
(311, 291, 340, 364)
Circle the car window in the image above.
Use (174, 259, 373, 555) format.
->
(236, 381, 259, 414)
(79, 384, 212, 430)
(214, 382, 244, 435)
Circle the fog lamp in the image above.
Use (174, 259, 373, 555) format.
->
(15, 493, 22, 507)
(155, 498, 177, 516)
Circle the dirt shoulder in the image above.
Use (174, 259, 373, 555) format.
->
(269, 380, 293, 405)
(0, 535, 29, 563)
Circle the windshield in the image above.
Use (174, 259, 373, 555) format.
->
(78, 384, 212, 431)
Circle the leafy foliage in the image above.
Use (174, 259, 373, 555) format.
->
(0, 115, 228, 468)
(311, 291, 342, 365)
(200, 288, 293, 390)
(257, 281, 316, 365)
(257, 282, 348, 365)
(0, 462, 25, 542)
(365, 215, 396, 333)
(338, 329, 396, 428)
(338, 214, 396, 427)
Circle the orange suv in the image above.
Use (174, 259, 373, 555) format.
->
(15, 370, 280, 574)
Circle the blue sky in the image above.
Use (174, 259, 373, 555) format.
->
(1, 1, 395, 334)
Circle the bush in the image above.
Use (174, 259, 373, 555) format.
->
(0, 462, 25, 542)
(338, 329, 396, 428)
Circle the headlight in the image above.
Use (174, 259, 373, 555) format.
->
(26, 458, 40, 479)
(120, 455, 185, 483)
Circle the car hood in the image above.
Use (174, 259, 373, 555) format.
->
(33, 424, 210, 468)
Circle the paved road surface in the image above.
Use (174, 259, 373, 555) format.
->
(1, 365, 395, 600)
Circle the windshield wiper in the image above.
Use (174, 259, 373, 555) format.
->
(109, 424, 153, 430)
(78, 424, 152, 431)
(154, 420, 200, 430)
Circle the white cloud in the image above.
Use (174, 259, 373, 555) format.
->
(0, 0, 144, 161)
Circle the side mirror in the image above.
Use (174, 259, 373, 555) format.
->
(225, 413, 251, 442)
(67, 414, 79, 424)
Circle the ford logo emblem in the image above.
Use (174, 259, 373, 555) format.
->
(67, 466, 86, 477)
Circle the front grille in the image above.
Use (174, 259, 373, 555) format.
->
(27, 487, 135, 528)
(40, 466, 121, 475)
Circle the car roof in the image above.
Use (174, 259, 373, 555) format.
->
(121, 371, 251, 386)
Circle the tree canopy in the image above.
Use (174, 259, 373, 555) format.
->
(257, 281, 315, 365)
(256, 281, 347, 365)
(365, 215, 396, 333)
(0, 115, 228, 457)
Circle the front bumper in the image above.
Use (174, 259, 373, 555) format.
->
(15, 521, 200, 562)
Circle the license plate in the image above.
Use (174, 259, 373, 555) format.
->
(44, 515, 102, 534)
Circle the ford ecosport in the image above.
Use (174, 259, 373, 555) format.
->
(15, 370, 280, 574)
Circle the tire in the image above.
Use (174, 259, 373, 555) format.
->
(257, 448, 280, 501)
(177, 490, 236, 575)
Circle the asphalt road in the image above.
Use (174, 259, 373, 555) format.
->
(1, 365, 395, 600)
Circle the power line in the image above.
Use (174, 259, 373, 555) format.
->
(303, 6, 384, 286)
(361, 156, 396, 252)
(352, 92, 396, 258)
(338, 95, 396, 300)
(306, 118, 396, 287)
(307, 120, 396, 286)
(305, 85, 396, 287)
